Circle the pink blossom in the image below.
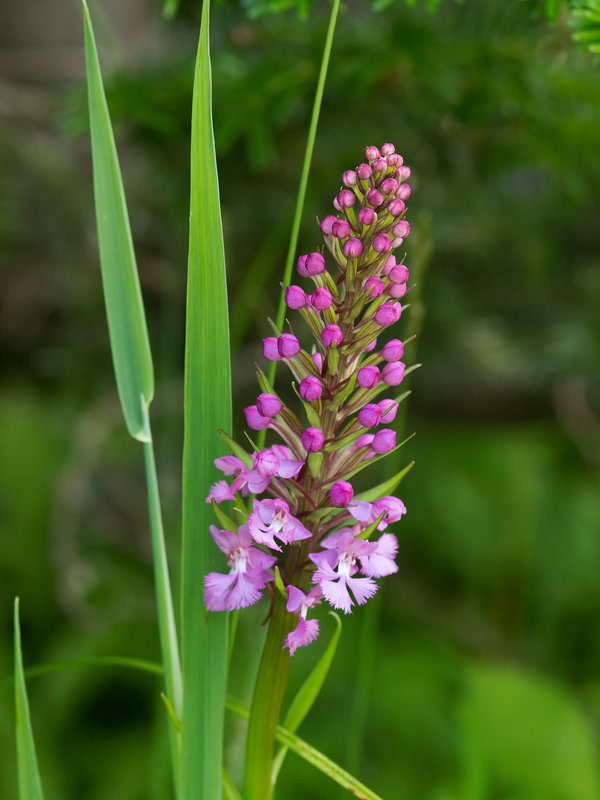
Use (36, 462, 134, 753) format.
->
(310, 531, 378, 614)
(204, 524, 276, 611)
(283, 586, 322, 656)
(360, 533, 399, 578)
(248, 498, 311, 551)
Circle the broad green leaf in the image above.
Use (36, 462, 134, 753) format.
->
(14, 599, 45, 800)
(271, 612, 342, 783)
(227, 696, 384, 800)
(354, 461, 414, 503)
(82, 0, 154, 442)
(180, 0, 231, 796)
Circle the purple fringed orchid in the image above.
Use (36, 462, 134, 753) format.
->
(283, 586, 322, 655)
(248, 498, 311, 551)
(204, 144, 414, 654)
(204, 525, 277, 611)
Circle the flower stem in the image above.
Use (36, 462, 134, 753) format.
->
(243, 591, 294, 800)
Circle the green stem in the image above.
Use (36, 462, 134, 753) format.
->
(142, 410, 182, 794)
(242, 592, 295, 800)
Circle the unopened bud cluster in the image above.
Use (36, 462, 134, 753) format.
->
(204, 144, 413, 655)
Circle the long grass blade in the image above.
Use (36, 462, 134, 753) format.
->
(83, 5, 182, 789)
(142, 412, 183, 761)
(227, 696, 384, 800)
(14, 599, 45, 800)
(180, 0, 231, 795)
(82, 0, 154, 442)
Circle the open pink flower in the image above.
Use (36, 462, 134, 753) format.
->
(283, 586, 322, 656)
(248, 498, 311, 551)
(310, 531, 378, 614)
(204, 524, 276, 611)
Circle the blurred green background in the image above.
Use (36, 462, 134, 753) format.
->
(1, 0, 600, 797)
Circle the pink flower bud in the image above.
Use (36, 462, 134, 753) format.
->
(297, 254, 310, 277)
(312, 351, 323, 372)
(305, 252, 325, 275)
(285, 285, 307, 309)
(333, 196, 342, 212)
(386, 153, 400, 166)
(382, 255, 396, 276)
(373, 234, 391, 253)
(373, 495, 406, 523)
(358, 207, 375, 225)
(332, 220, 351, 239)
(397, 183, 411, 200)
(365, 145, 381, 161)
(356, 163, 372, 180)
(263, 337, 282, 361)
(382, 360, 405, 386)
(336, 189, 355, 208)
(256, 392, 282, 417)
(278, 334, 300, 358)
(372, 159, 388, 174)
(358, 403, 382, 427)
(388, 282, 407, 299)
(302, 427, 324, 452)
(381, 177, 399, 195)
(299, 375, 322, 401)
(244, 405, 271, 430)
(310, 287, 332, 310)
(389, 264, 409, 284)
(398, 166, 411, 181)
(357, 365, 380, 388)
(382, 339, 404, 361)
(364, 276, 384, 297)
(255, 448, 280, 478)
(343, 238, 363, 258)
(381, 143, 395, 156)
(342, 170, 357, 187)
(372, 428, 396, 454)
(352, 433, 374, 452)
(322, 324, 343, 347)
(365, 337, 378, 352)
(388, 198, 406, 216)
(330, 480, 354, 507)
(378, 398, 399, 422)
(320, 215, 337, 235)
(375, 302, 401, 326)
(367, 189, 384, 207)
(393, 220, 411, 239)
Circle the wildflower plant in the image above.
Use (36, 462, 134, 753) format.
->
(207, 143, 416, 796)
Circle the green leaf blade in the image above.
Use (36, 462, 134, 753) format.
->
(82, 0, 154, 441)
(180, 0, 231, 796)
(14, 599, 45, 800)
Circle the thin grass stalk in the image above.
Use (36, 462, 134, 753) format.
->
(258, 0, 341, 450)
(180, 0, 231, 795)
(142, 410, 183, 788)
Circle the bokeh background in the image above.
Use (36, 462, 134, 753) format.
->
(1, 0, 600, 797)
